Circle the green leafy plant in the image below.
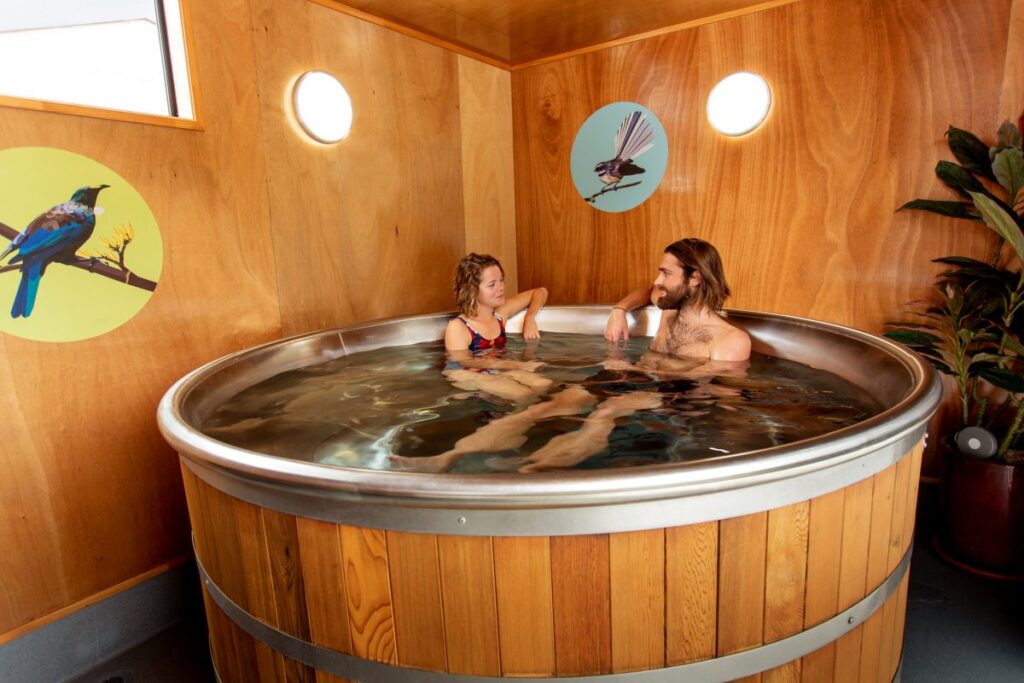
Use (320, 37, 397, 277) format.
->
(886, 113, 1024, 464)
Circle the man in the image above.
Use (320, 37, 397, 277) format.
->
(604, 237, 751, 362)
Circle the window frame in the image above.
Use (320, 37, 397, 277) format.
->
(0, 0, 203, 130)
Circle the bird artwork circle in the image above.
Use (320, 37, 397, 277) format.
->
(0, 147, 162, 342)
(570, 102, 668, 212)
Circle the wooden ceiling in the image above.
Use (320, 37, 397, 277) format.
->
(313, 0, 800, 69)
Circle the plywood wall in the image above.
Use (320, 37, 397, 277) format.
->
(512, 0, 1012, 334)
(0, 0, 513, 640)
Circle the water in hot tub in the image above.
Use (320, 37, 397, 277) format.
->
(201, 332, 883, 473)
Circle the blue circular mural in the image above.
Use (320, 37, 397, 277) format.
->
(570, 102, 668, 213)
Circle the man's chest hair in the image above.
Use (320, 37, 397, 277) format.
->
(667, 313, 714, 348)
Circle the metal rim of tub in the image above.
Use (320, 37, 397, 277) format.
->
(158, 306, 941, 535)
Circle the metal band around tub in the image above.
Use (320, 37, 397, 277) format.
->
(197, 542, 912, 683)
(182, 427, 921, 536)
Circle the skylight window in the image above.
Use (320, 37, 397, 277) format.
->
(0, 0, 193, 120)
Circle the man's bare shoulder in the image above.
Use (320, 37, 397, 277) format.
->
(710, 321, 751, 361)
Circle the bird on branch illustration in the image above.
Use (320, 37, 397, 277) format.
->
(586, 111, 655, 203)
(0, 184, 109, 318)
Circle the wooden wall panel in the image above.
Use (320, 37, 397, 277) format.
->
(666, 521, 718, 664)
(0, 0, 280, 638)
(718, 512, 767, 656)
(235, 499, 289, 683)
(763, 501, 808, 682)
(1, 0, 514, 641)
(385, 531, 446, 670)
(998, 0, 1024, 120)
(339, 526, 397, 664)
(512, 0, 1010, 332)
(297, 519, 353, 655)
(801, 489, 845, 680)
(437, 535, 501, 675)
(249, 0, 462, 335)
(459, 56, 519, 294)
(609, 529, 665, 672)
(551, 534, 612, 675)
(833, 478, 873, 680)
(493, 536, 556, 676)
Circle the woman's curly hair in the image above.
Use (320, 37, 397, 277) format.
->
(454, 253, 504, 316)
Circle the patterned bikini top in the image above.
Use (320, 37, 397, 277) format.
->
(457, 314, 507, 351)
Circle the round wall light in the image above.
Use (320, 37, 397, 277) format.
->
(706, 71, 772, 136)
(292, 70, 353, 143)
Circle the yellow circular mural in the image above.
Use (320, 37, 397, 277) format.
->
(0, 147, 162, 342)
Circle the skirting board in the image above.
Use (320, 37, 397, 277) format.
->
(0, 561, 199, 683)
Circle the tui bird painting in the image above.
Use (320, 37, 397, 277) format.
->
(0, 184, 109, 318)
(593, 110, 655, 188)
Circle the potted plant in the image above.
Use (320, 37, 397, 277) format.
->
(886, 113, 1024, 578)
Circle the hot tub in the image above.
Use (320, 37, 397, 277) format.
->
(157, 306, 940, 683)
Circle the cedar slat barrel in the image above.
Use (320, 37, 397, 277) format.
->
(159, 307, 940, 683)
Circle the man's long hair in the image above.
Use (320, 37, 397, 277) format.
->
(664, 238, 731, 312)
(454, 253, 504, 317)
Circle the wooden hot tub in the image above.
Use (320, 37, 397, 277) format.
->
(158, 306, 940, 682)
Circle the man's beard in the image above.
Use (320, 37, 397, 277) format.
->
(656, 282, 691, 310)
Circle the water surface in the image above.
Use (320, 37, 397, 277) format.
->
(202, 332, 883, 473)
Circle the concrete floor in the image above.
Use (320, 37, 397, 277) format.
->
(69, 487, 1024, 683)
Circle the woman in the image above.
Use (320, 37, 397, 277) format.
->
(445, 253, 547, 351)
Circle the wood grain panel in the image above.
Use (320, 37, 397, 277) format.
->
(233, 498, 288, 683)
(262, 509, 315, 683)
(196, 480, 249, 610)
(762, 502, 808, 683)
(551, 534, 612, 675)
(321, 0, 800, 66)
(718, 513, 767, 656)
(180, 465, 212, 583)
(203, 579, 261, 683)
(493, 536, 556, 676)
(609, 529, 665, 672)
(901, 443, 924, 557)
(998, 0, 1024, 120)
(801, 489, 845, 681)
(666, 522, 718, 664)
(891, 573, 911, 677)
(385, 531, 446, 671)
(437, 535, 501, 675)
(763, 661, 800, 683)
(458, 55, 518, 293)
(0, 0, 285, 639)
(249, 0, 467, 336)
(875, 457, 913, 680)
(512, 0, 1011, 332)
(832, 477, 874, 681)
(887, 457, 913, 573)
(833, 625, 865, 683)
(837, 478, 875, 609)
(859, 464, 898, 682)
(339, 526, 397, 664)
(1, 0, 514, 644)
(865, 466, 897, 591)
(297, 518, 353, 654)
(764, 501, 809, 642)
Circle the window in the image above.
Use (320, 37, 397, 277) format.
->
(0, 0, 194, 120)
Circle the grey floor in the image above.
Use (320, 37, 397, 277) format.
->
(69, 486, 1024, 683)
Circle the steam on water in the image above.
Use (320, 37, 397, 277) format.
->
(202, 333, 882, 473)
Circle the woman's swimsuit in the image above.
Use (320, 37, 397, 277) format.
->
(458, 314, 507, 352)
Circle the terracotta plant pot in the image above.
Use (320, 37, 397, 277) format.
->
(938, 439, 1024, 578)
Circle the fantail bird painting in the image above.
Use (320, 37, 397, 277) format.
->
(593, 110, 655, 188)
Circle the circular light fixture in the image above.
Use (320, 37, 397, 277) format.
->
(706, 72, 772, 136)
(292, 70, 353, 143)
